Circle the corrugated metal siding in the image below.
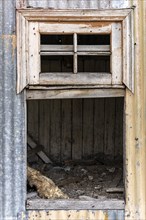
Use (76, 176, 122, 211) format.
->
(1, 1, 146, 220)
(27, 98, 123, 162)
(0, 1, 26, 220)
(16, 0, 129, 9)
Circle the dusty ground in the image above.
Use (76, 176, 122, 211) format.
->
(27, 159, 124, 200)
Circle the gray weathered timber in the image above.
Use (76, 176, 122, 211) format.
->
(26, 88, 125, 100)
(39, 73, 112, 85)
(26, 199, 125, 210)
(28, 98, 124, 162)
(104, 98, 116, 160)
(0, 1, 26, 220)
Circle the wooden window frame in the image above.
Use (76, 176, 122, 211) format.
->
(17, 9, 134, 94)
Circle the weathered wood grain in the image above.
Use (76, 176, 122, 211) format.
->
(82, 99, 94, 158)
(61, 99, 72, 160)
(26, 89, 125, 100)
(39, 73, 112, 85)
(94, 99, 105, 156)
(27, 198, 125, 210)
(104, 98, 116, 159)
(27, 98, 124, 162)
(50, 100, 61, 162)
(72, 99, 83, 160)
(18, 9, 132, 21)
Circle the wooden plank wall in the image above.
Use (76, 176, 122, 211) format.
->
(27, 98, 123, 163)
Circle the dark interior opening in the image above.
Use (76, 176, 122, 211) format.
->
(77, 34, 110, 45)
(27, 97, 124, 208)
(78, 56, 110, 72)
(41, 55, 73, 73)
(40, 34, 111, 74)
(41, 34, 73, 45)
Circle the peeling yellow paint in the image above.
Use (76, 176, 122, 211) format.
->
(125, 0, 146, 219)
(28, 210, 110, 220)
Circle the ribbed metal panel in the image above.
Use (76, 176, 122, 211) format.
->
(0, 1, 26, 220)
(17, 0, 129, 9)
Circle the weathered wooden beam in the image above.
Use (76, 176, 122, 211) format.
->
(26, 88, 125, 100)
(27, 134, 52, 164)
(26, 198, 125, 210)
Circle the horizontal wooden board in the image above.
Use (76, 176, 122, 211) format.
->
(18, 9, 132, 21)
(39, 73, 112, 85)
(27, 199, 125, 210)
(40, 45, 110, 52)
(26, 88, 125, 99)
(40, 51, 111, 56)
(39, 22, 112, 34)
(28, 85, 125, 90)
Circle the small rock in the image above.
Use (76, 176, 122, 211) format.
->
(27, 192, 38, 199)
(98, 178, 103, 182)
(88, 175, 93, 181)
(76, 190, 84, 195)
(81, 168, 88, 175)
(94, 185, 102, 190)
(64, 166, 71, 172)
(52, 166, 64, 171)
(93, 193, 98, 198)
(79, 195, 96, 201)
(101, 172, 106, 177)
(98, 195, 107, 200)
(107, 167, 116, 173)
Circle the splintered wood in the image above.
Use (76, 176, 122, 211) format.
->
(27, 166, 69, 199)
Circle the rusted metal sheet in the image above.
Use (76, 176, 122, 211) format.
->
(0, 1, 26, 220)
(24, 210, 124, 220)
(16, 0, 129, 9)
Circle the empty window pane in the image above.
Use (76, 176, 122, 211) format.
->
(78, 35, 110, 45)
(41, 35, 73, 45)
(41, 56, 73, 72)
(78, 56, 110, 72)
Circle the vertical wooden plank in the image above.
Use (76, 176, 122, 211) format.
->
(28, 22, 40, 84)
(74, 33, 77, 73)
(17, 13, 28, 93)
(114, 98, 124, 159)
(123, 12, 134, 92)
(38, 100, 51, 155)
(50, 100, 61, 162)
(82, 99, 94, 159)
(111, 22, 122, 85)
(72, 99, 83, 160)
(61, 99, 72, 161)
(104, 98, 116, 160)
(84, 58, 94, 72)
(94, 98, 105, 156)
(27, 100, 39, 142)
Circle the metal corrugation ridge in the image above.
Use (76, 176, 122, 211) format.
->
(17, 0, 129, 9)
(0, 1, 26, 220)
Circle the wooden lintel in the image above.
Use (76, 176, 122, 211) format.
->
(26, 88, 125, 100)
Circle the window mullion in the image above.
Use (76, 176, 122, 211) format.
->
(73, 33, 77, 74)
